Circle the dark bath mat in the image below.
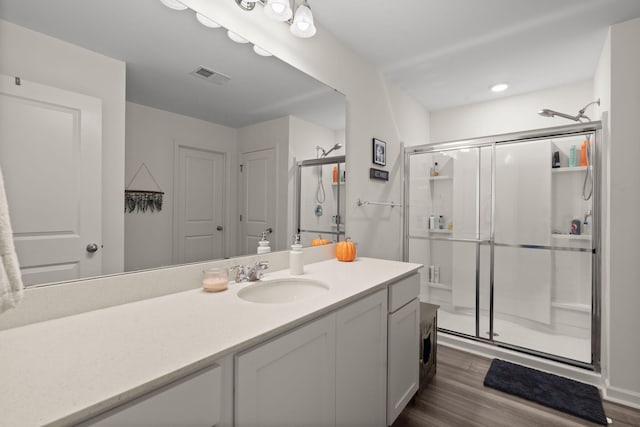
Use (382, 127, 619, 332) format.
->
(484, 359, 608, 425)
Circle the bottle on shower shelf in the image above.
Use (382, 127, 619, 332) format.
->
(433, 162, 439, 177)
(428, 213, 436, 230)
(580, 140, 588, 167)
(569, 145, 576, 167)
(570, 219, 581, 235)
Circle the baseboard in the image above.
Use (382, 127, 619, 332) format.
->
(604, 385, 640, 410)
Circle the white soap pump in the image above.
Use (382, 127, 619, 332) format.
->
(290, 234, 304, 275)
(257, 228, 272, 254)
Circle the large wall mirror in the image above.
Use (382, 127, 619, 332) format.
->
(0, 0, 346, 287)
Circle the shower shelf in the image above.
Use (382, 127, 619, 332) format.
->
(552, 166, 588, 173)
(428, 175, 451, 181)
(429, 229, 452, 234)
(551, 233, 591, 241)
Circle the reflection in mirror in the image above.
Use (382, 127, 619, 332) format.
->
(296, 156, 346, 247)
(0, 0, 345, 287)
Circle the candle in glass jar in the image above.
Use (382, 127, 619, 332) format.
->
(202, 268, 228, 292)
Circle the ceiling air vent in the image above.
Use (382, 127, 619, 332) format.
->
(190, 66, 231, 85)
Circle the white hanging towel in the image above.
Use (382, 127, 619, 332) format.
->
(0, 166, 24, 314)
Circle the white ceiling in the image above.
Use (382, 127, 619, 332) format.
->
(311, 0, 640, 111)
(0, 0, 346, 130)
(3, 0, 640, 126)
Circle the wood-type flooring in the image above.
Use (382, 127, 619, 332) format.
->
(393, 345, 640, 427)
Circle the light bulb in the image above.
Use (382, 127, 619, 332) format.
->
(264, 0, 292, 22)
(196, 13, 221, 28)
(159, 0, 188, 11)
(290, 4, 316, 38)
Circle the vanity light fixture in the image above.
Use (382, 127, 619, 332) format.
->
(159, 0, 301, 57)
(159, 0, 188, 11)
(490, 83, 509, 93)
(239, 0, 317, 39)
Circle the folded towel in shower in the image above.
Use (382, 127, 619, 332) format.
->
(0, 166, 24, 314)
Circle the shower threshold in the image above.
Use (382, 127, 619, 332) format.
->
(438, 309, 590, 363)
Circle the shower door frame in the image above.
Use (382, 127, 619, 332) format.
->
(403, 122, 602, 371)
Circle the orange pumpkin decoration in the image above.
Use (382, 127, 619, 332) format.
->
(311, 235, 330, 246)
(336, 238, 356, 262)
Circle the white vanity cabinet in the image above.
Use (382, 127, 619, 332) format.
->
(235, 314, 337, 427)
(336, 289, 388, 426)
(78, 357, 231, 427)
(235, 289, 388, 427)
(387, 274, 420, 425)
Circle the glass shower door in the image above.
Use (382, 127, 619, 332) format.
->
(491, 135, 594, 364)
(405, 125, 599, 369)
(406, 146, 491, 338)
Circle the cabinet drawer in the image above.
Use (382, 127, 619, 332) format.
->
(388, 273, 419, 312)
(79, 364, 222, 427)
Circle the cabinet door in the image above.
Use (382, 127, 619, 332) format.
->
(235, 314, 336, 427)
(79, 364, 222, 427)
(387, 298, 420, 425)
(336, 289, 388, 427)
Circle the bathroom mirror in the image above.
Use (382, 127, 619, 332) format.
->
(0, 0, 346, 286)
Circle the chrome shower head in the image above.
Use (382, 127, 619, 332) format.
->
(538, 99, 600, 123)
(537, 108, 581, 122)
(318, 143, 343, 157)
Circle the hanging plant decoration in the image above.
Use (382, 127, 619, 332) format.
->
(124, 162, 164, 213)
(125, 190, 164, 213)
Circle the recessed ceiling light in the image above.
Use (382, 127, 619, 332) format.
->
(490, 83, 509, 93)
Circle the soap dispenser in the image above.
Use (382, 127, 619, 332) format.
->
(290, 234, 304, 275)
(257, 229, 272, 254)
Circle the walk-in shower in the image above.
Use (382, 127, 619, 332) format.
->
(403, 122, 601, 370)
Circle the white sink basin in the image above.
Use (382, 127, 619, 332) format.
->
(237, 278, 329, 304)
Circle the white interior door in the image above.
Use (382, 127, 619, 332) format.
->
(174, 145, 225, 264)
(239, 148, 276, 255)
(0, 75, 102, 286)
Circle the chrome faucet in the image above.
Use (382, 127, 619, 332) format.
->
(232, 261, 269, 282)
(584, 209, 592, 224)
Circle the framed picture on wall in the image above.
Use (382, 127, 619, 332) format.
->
(372, 138, 386, 166)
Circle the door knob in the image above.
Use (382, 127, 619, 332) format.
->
(86, 243, 99, 253)
(216, 225, 223, 231)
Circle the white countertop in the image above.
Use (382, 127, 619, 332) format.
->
(0, 257, 421, 427)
